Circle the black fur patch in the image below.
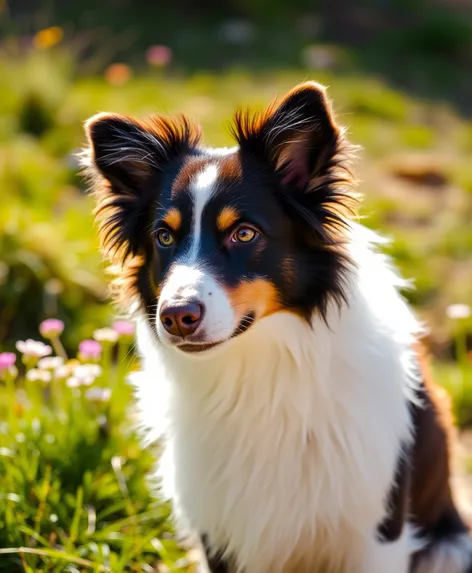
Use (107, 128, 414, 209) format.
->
(201, 534, 230, 573)
(377, 442, 411, 543)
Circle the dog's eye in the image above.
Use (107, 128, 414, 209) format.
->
(156, 229, 175, 247)
(231, 226, 258, 244)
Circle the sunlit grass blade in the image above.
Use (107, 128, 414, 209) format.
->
(0, 547, 110, 571)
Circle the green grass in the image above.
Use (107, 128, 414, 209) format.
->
(0, 324, 470, 573)
(0, 326, 195, 572)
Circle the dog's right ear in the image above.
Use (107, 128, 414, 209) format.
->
(83, 113, 201, 261)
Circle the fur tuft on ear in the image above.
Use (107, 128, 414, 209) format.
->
(83, 113, 201, 259)
(82, 112, 201, 307)
(231, 82, 359, 246)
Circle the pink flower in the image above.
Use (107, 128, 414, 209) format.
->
(39, 318, 65, 338)
(0, 352, 16, 371)
(112, 320, 135, 338)
(78, 340, 102, 362)
(146, 45, 172, 67)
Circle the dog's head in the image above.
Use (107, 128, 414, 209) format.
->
(83, 82, 357, 356)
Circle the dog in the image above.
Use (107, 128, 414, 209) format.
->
(83, 81, 472, 573)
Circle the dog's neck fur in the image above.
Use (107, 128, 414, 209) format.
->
(132, 224, 420, 572)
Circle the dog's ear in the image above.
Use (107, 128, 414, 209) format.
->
(232, 82, 356, 245)
(82, 113, 201, 261)
(233, 82, 340, 189)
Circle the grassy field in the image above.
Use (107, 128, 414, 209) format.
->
(0, 40, 471, 571)
(0, 322, 194, 572)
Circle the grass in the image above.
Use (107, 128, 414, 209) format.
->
(0, 323, 196, 572)
(0, 38, 471, 571)
(0, 324, 470, 573)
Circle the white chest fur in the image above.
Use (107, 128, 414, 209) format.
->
(133, 226, 420, 573)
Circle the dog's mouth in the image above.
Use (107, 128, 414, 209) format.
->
(177, 312, 255, 354)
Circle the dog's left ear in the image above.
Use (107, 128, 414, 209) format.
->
(233, 82, 356, 247)
(232, 82, 343, 190)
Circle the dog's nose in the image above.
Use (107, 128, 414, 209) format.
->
(160, 301, 204, 337)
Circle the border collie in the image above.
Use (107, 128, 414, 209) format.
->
(83, 81, 472, 573)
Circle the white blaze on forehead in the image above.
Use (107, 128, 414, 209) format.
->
(202, 145, 238, 157)
(187, 162, 219, 264)
(157, 161, 239, 345)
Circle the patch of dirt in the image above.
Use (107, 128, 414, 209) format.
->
(385, 155, 450, 188)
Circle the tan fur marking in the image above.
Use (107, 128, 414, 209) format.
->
(217, 207, 240, 232)
(171, 157, 210, 197)
(417, 344, 455, 437)
(218, 154, 243, 183)
(410, 343, 461, 530)
(163, 208, 182, 232)
(227, 278, 282, 319)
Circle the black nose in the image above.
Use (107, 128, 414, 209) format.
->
(159, 301, 204, 337)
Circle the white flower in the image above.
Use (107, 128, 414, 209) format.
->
(85, 387, 111, 402)
(66, 376, 81, 388)
(93, 328, 119, 343)
(54, 364, 72, 379)
(446, 304, 471, 320)
(26, 368, 52, 383)
(37, 356, 64, 370)
(66, 364, 102, 387)
(16, 339, 52, 358)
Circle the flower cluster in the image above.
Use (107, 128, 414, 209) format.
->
(103, 44, 173, 86)
(1, 319, 136, 408)
(67, 364, 103, 388)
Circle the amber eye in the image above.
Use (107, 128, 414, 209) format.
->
(156, 229, 175, 247)
(231, 226, 258, 244)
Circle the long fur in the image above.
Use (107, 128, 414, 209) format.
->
(131, 224, 420, 572)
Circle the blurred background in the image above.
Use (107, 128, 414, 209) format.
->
(0, 1, 471, 570)
(0, 0, 471, 353)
